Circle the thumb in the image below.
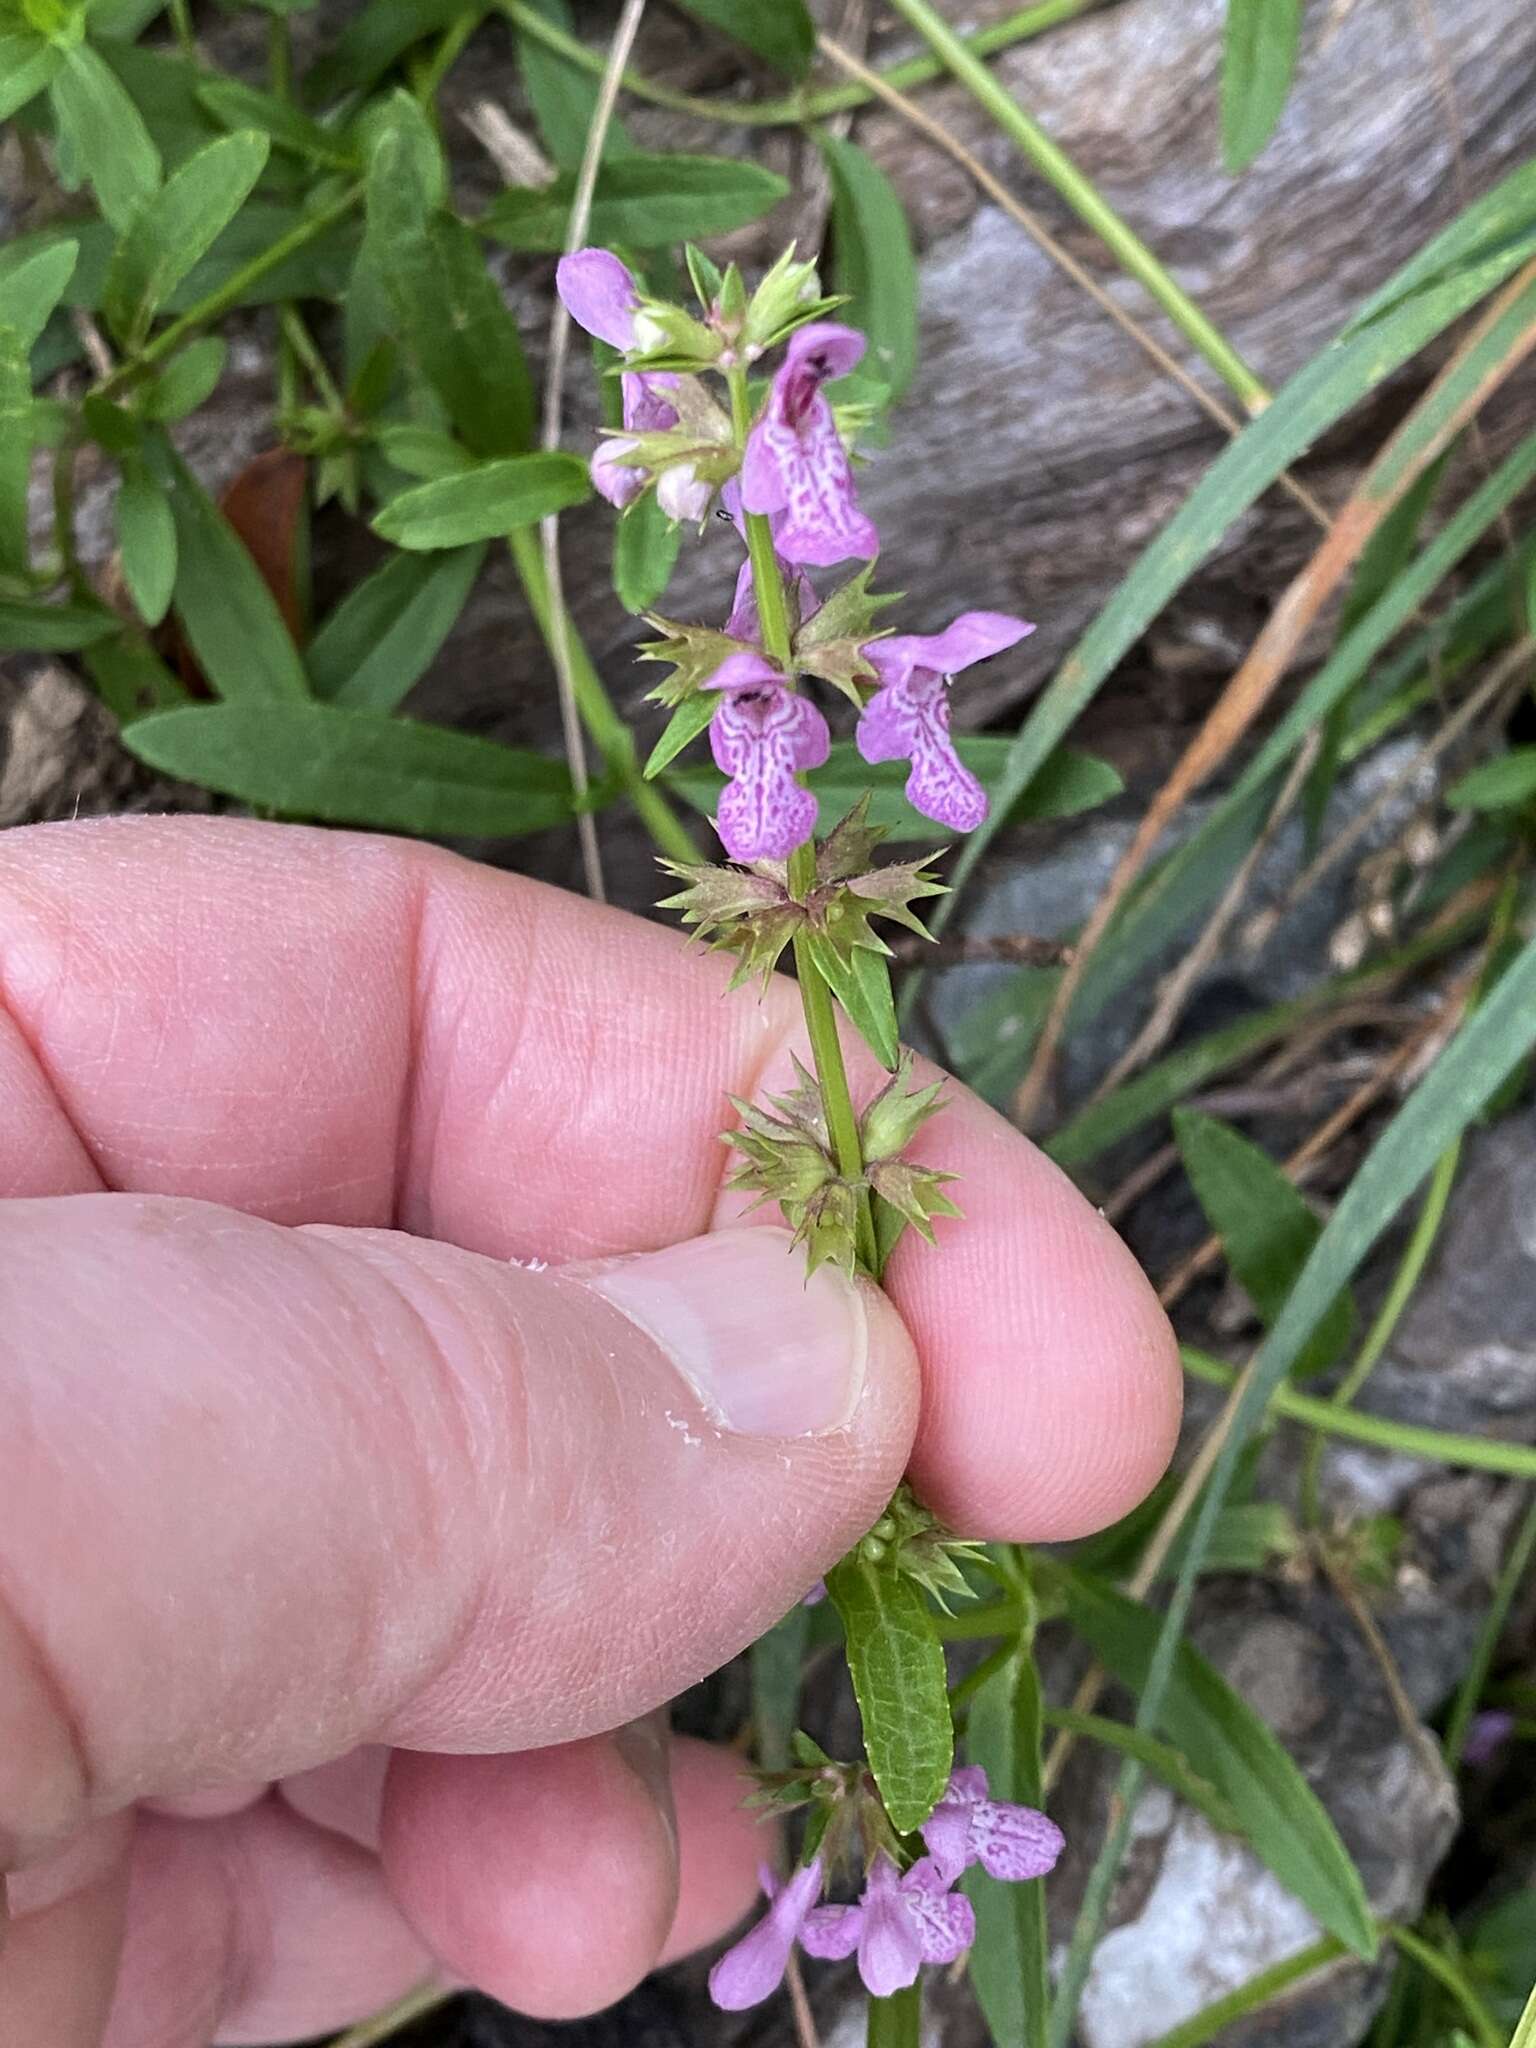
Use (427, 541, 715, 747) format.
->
(0, 1194, 917, 1862)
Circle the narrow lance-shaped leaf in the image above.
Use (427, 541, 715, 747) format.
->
(104, 131, 271, 351)
(123, 703, 576, 838)
(1173, 1109, 1353, 1378)
(48, 44, 162, 235)
(307, 544, 486, 710)
(1221, 0, 1303, 172)
(1053, 1567, 1376, 1959)
(305, 0, 468, 102)
(751, 1603, 811, 1773)
(0, 240, 79, 350)
(965, 1650, 1050, 2048)
(825, 1556, 952, 1834)
(372, 455, 589, 550)
(0, 32, 60, 122)
(482, 154, 790, 252)
(0, 599, 120, 653)
(613, 491, 681, 615)
(144, 443, 311, 702)
(820, 134, 919, 403)
(0, 327, 33, 582)
(670, 0, 815, 78)
(116, 466, 179, 628)
(514, 0, 637, 172)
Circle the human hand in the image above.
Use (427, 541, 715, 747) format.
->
(0, 816, 1180, 2046)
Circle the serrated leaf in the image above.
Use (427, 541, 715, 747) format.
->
(122, 703, 576, 836)
(1054, 1567, 1376, 1959)
(819, 135, 918, 403)
(0, 598, 119, 652)
(1, 34, 59, 123)
(145, 443, 310, 701)
(141, 336, 226, 420)
(965, 1650, 1049, 2048)
(49, 42, 161, 234)
(644, 691, 717, 780)
(1447, 748, 1536, 812)
(1173, 1109, 1352, 1379)
(614, 490, 681, 614)
(307, 544, 485, 710)
(1221, 0, 1302, 172)
(372, 455, 589, 549)
(0, 240, 78, 349)
(667, 737, 1122, 839)
(367, 98, 534, 457)
(103, 131, 270, 350)
(116, 468, 177, 627)
(482, 154, 789, 252)
(670, 0, 814, 76)
(805, 930, 899, 1069)
(514, 0, 636, 173)
(825, 1556, 952, 1835)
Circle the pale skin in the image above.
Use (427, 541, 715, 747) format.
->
(0, 817, 1182, 2046)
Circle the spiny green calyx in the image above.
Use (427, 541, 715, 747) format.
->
(722, 1049, 960, 1275)
(659, 797, 947, 988)
(854, 1483, 987, 1612)
(792, 563, 901, 703)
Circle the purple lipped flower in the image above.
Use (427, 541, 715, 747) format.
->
(707, 650, 829, 863)
(740, 323, 879, 568)
(556, 249, 681, 508)
(800, 1854, 975, 1998)
(855, 611, 1035, 833)
(920, 1764, 1065, 1886)
(709, 1858, 825, 2010)
(1462, 1709, 1516, 1767)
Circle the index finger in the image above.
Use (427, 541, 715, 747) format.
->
(0, 815, 1178, 1538)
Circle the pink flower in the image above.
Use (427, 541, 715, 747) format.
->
(1463, 1709, 1516, 1767)
(741, 324, 879, 568)
(556, 249, 680, 509)
(855, 612, 1034, 833)
(709, 1858, 825, 2010)
(919, 1765, 1065, 1886)
(800, 1854, 975, 1998)
(707, 651, 829, 863)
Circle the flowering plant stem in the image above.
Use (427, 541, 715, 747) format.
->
(726, 365, 879, 1273)
(868, 1981, 923, 2047)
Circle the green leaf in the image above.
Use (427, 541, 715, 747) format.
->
(81, 630, 188, 721)
(116, 467, 178, 627)
(49, 43, 162, 234)
(1221, 0, 1302, 171)
(367, 98, 535, 457)
(146, 445, 310, 701)
(805, 932, 900, 1070)
(0, 239, 78, 349)
(613, 491, 681, 614)
(1173, 1109, 1353, 1378)
(667, 737, 1122, 839)
(825, 1556, 952, 1834)
(819, 135, 918, 403)
(196, 77, 355, 170)
(308, 544, 485, 710)
(373, 455, 588, 550)
(373, 423, 475, 481)
(750, 1602, 810, 1773)
(123, 703, 574, 837)
(1053, 1568, 1376, 1958)
(1042, 1708, 1243, 1838)
(930, 226, 1536, 962)
(0, 326, 31, 582)
(0, 33, 60, 122)
(643, 691, 717, 780)
(514, 0, 636, 173)
(1447, 748, 1536, 812)
(966, 1650, 1050, 2048)
(0, 598, 119, 652)
(94, 43, 224, 168)
(1346, 157, 1536, 335)
(103, 131, 270, 350)
(141, 336, 226, 420)
(670, 0, 814, 77)
(482, 154, 790, 252)
(306, 0, 468, 101)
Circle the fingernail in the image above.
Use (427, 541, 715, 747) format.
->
(613, 1710, 677, 1863)
(578, 1228, 867, 1437)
